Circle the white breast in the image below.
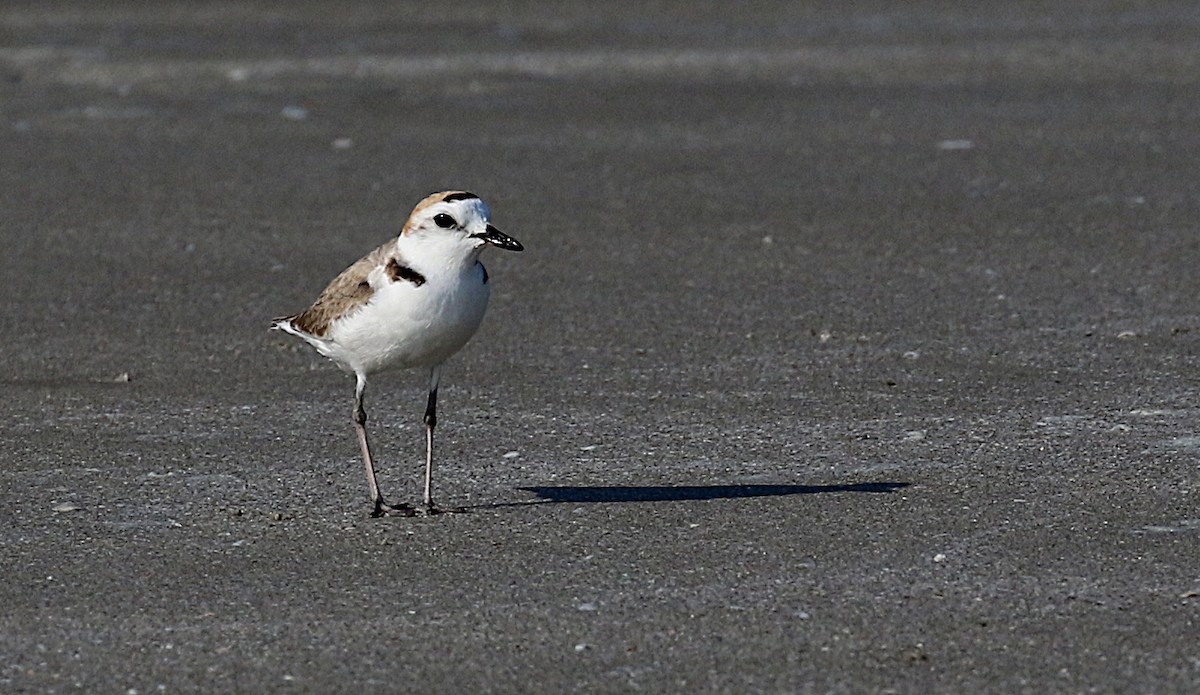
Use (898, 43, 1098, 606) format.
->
(322, 263, 490, 375)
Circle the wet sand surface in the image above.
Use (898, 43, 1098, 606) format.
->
(2, 2, 1199, 692)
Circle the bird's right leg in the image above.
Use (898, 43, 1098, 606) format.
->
(419, 365, 466, 515)
(353, 374, 413, 517)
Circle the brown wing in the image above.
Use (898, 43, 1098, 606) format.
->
(283, 240, 396, 337)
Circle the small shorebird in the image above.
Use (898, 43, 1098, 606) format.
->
(273, 191, 523, 516)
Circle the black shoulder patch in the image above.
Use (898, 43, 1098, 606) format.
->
(478, 261, 489, 285)
(387, 258, 426, 286)
(442, 191, 479, 203)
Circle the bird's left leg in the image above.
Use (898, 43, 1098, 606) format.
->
(354, 373, 413, 517)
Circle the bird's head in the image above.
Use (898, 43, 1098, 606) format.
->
(401, 191, 523, 261)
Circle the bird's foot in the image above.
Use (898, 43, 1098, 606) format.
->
(371, 500, 417, 518)
(419, 502, 468, 516)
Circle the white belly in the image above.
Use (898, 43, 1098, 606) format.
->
(321, 268, 490, 375)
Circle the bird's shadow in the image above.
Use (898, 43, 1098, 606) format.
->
(486, 481, 909, 507)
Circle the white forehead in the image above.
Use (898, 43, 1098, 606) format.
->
(415, 194, 490, 223)
(440, 196, 490, 222)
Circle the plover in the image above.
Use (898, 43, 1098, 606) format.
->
(273, 191, 523, 516)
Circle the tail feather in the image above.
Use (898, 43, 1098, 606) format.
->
(272, 315, 306, 337)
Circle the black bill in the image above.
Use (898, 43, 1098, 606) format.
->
(473, 224, 523, 252)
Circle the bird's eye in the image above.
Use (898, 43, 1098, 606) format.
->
(433, 213, 457, 229)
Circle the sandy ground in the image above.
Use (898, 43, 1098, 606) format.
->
(2, 2, 1199, 692)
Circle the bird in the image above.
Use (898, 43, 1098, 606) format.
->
(273, 190, 523, 516)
